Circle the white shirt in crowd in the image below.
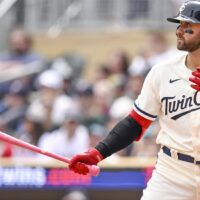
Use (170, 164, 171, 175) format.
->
(38, 125, 90, 159)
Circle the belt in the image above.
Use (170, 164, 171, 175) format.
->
(162, 146, 200, 165)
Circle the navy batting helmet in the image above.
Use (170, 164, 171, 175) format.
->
(167, 0, 200, 23)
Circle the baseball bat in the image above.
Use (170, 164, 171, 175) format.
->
(0, 131, 100, 176)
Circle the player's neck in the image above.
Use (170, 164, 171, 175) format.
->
(186, 51, 200, 71)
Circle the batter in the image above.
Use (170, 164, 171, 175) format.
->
(69, 1, 200, 199)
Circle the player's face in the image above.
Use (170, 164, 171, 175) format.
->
(176, 21, 200, 52)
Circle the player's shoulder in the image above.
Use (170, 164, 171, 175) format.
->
(152, 54, 186, 72)
(145, 54, 186, 82)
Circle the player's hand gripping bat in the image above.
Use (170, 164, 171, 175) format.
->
(0, 131, 100, 176)
(189, 67, 200, 91)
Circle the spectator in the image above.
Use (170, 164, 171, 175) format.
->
(92, 79, 114, 124)
(13, 103, 46, 157)
(38, 110, 90, 159)
(29, 69, 75, 131)
(106, 49, 130, 77)
(75, 82, 96, 127)
(50, 57, 75, 96)
(76, 78, 113, 127)
(0, 28, 42, 64)
(90, 63, 111, 83)
(0, 81, 28, 133)
(0, 28, 45, 96)
(111, 74, 128, 99)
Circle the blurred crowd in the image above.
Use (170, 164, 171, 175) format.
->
(0, 27, 185, 161)
(0, 26, 186, 200)
(0, 2, 188, 199)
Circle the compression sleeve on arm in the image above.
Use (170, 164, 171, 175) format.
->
(95, 115, 142, 159)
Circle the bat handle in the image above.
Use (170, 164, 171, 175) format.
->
(88, 165, 100, 176)
(0, 131, 101, 176)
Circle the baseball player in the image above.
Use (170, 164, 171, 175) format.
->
(69, 1, 200, 199)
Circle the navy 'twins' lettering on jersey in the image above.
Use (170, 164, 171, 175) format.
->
(161, 91, 200, 120)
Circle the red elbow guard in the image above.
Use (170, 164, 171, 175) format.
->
(129, 110, 153, 141)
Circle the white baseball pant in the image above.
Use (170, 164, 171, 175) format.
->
(141, 150, 199, 200)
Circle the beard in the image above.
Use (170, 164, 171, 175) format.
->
(177, 36, 200, 52)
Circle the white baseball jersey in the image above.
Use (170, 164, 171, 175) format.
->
(133, 54, 200, 159)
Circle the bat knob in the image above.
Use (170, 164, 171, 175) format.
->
(88, 165, 100, 176)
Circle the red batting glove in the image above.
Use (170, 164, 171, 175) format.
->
(69, 148, 103, 175)
(189, 68, 200, 91)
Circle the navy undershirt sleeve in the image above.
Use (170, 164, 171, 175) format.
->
(95, 116, 142, 158)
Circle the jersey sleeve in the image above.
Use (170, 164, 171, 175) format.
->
(133, 66, 161, 121)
